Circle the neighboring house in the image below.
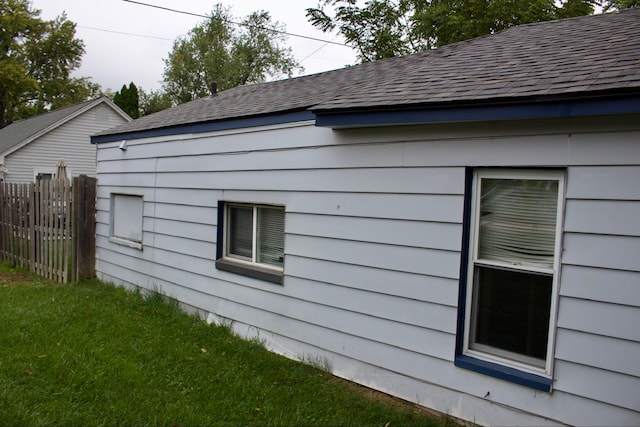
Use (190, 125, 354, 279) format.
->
(91, 9, 640, 427)
(0, 97, 131, 183)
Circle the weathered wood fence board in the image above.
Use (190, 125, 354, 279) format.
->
(0, 175, 96, 282)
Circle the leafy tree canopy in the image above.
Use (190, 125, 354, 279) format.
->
(306, 0, 638, 62)
(113, 82, 140, 119)
(0, 0, 100, 128)
(138, 88, 172, 116)
(162, 4, 302, 105)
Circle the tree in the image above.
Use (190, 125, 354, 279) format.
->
(0, 0, 99, 128)
(113, 82, 140, 119)
(138, 88, 172, 116)
(306, 0, 632, 62)
(162, 5, 301, 105)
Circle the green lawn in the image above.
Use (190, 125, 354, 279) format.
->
(0, 263, 453, 427)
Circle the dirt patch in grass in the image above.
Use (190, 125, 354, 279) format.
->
(327, 374, 470, 426)
(0, 272, 32, 286)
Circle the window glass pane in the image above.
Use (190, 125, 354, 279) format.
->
(228, 206, 253, 259)
(257, 207, 284, 268)
(478, 179, 558, 268)
(472, 265, 552, 364)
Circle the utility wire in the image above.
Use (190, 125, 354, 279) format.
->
(78, 25, 174, 41)
(122, 0, 350, 47)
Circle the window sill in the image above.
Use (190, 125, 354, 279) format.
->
(109, 236, 143, 250)
(454, 354, 552, 392)
(215, 258, 283, 285)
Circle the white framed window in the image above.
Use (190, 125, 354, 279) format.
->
(110, 193, 143, 249)
(460, 169, 564, 387)
(216, 202, 285, 284)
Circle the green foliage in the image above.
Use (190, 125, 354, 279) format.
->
(113, 82, 140, 119)
(162, 4, 301, 105)
(138, 88, 173, 116)
(0, 264, 448, 426)
(0, 0, 99, 128)
(307, 0, 634, 62)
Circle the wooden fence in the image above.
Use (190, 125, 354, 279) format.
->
(0, 175, 96, 282)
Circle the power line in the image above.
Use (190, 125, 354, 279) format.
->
(122, 0, 350, 48)
(77, 25, 174, 41)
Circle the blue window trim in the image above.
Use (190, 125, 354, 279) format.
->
(214, 201, 284, 285)
(454, 355, 552, 392)
(454, 167, 553, 393)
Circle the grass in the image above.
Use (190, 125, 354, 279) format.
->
(0, 263, 453, 427)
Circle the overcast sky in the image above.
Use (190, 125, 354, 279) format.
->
(29, 0, 359, 93)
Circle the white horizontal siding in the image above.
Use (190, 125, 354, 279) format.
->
(286, 213, 461, 251)
(5, 103, 128, 183)
(555, 329, 640, 377)
(285, 255, 458, 306)
(559, 166, 640, 412)
(560, 265, 640, 307)
(565, 199, 640, 236)
(99, 167, 465, 194)
(562, 233, 640, 272)
(553, 360, 639, 411)
(95, 117, 640, 426)
(286, 234, 461, 280)
(567, 166, 640, 200)
(557, 296, 640, 342)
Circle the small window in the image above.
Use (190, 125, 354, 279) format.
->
(35, 172, 53, 181)
(456, 169, 564, 391)
(110, 193, 143, 249)
(216, 202, 285, 284)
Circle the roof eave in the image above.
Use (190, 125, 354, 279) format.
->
(92, 110, 316, 144)
(313, 91, 640, 128)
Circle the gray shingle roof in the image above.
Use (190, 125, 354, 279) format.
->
(97, 8, 640, 138)
(0, 98, 104, 155)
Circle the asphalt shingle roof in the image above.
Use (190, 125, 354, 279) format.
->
(97, 8, 640, 138)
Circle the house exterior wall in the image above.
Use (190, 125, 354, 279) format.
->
(3, 103, 128, 183)
(94, 114, 640, 426)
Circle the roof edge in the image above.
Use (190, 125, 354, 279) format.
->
(92, 110, 315, 144)
(314, 91, 640, 128)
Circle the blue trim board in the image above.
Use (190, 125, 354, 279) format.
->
(314, 95, 640, 128)
(216, 201, 224, 261)
(92, 111, 315, 144)
(455, 355, 553, 392)
(455, 167, 474, 353)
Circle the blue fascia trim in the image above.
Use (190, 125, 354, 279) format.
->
(455, 354, 552, 392)
(314, 95, 640, 128)
(92, 111, 315, 144)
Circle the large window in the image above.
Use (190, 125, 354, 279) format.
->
(110, 193, 143, 249)
(216, 202, 285, 284)
(456, 169, 564, 391)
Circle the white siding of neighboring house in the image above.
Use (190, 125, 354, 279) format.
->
(3, 102, 128, 183)
(94, 114, 640, 427)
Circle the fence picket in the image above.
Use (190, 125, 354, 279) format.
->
(0, 176, 96, 283)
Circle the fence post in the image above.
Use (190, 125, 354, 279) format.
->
(72, 175, 97, 281)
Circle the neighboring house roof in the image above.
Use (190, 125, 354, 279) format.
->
(1, 97, 130, 156)
(94, 8, 640, 143)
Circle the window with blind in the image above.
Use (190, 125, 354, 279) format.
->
(461, 169, 564, 383)
(216, 202, 285, 284)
